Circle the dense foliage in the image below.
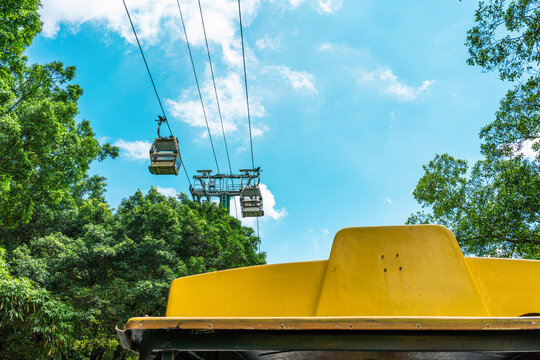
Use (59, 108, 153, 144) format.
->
(0, 1, 265, 359)
(409, 0, 540, 258)
(0, 0, 118, 229)
(409, 154, 540, 257)
(2, 190, 264, 360)
(0, 248, 77, 360)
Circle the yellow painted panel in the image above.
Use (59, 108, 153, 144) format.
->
(165, 225, 540, 318)
(315, 225, 490, 316)
(166, 261, 328, 317)
(466, 257, 540, 317)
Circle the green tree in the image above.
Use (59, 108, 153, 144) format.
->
(0, 248, 78, 360)
(0, 0, 118, 230)
(0, 1, 115, 358)
(8, 189, 265, 360)
(409, 0, 540, 258)
(467, 0, 540, 157)
(409, 154, 540, 257)
(0, 2, 265, 360)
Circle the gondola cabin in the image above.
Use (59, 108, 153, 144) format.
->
(148, 136, 181, 175)
(240, 185, 264, 217)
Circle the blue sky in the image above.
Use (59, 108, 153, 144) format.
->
(29, 0, 510, 263)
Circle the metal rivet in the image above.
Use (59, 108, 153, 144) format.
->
(416, 323, 421, 328)
(384, 268, 387, 272)
(348, 323, 353, 329)
(396, 253, 399, 258)
(279, 323, 286, 329)
(399, 266, 402, 271)
(485, 323, 491, 328)
(381, 255, 384, 259)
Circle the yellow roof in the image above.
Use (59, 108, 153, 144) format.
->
(165, 225, 540, 318)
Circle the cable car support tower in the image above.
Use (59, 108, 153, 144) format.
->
(177, 0, 264, 219)
(190, 168, 263, 216)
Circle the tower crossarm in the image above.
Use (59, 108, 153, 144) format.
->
(190, 169, 261, 202)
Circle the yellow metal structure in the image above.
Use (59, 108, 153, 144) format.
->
(119, 225, 540, 359)
(466, 257, 540, 316)
(164, 225, 539, 318)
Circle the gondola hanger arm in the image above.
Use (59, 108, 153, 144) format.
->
(156, 115, 167, 138)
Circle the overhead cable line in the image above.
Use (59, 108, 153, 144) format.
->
(237, 0, 259, 237)
(175, 0, 221, 175)
(196, 0, 234, 176)
(196, 0, 238, 217)
(237, 0, 255, 169)
(178, 148, 192, 186)
(123, 0, 192, 186)
(122, 0, 172, 137)
(256, 217, 260, 245)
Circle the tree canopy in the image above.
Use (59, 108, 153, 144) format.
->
(466, 0, 540, 158)
(2, 190, 264, 360)
(0, 2, 265, 359)
(409, 154, 540, 257)
(410, 0, 540, 258)
(0, 0, 118, 229)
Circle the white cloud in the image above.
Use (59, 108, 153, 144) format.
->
(230, 183, 287, 226)
(97, 136, 110, 144)
(115, 139, 151, 161)
(259, 183, 287, 220)
(263, 65, 318, 94)
(274, 0, 340, 12)
(256, 35, 281, 51)
(156, 186, 178, 197)
(517, 139, 538, 160)
(40, 0, 169, 43)
(42, 0, 318, 141)
(318, 43, 334, 51)
(40, 0, 261, 68)
(384, 196, 392, 204)
(358, 67, 434, 101)
(289, 0, 306, 8)
(251, 124, 269, 137)
(312, 228, 331, 253)
(316, 0, 343, 14)
(166, 71, 266, 137)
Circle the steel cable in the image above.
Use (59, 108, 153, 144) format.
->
(196, 0, 234, 176)
(237, 0, 260, 236)
(196, 0, 238, 217)
(123, 0, 192, 186)
(175, 0, 221, 175)
(237, 0, 255, 169)
(122, 0, 172, 136)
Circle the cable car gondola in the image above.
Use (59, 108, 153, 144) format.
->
(148, 136, 181, 175)
(240, 185, 264, 217)
(148, 116, 181, 175)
